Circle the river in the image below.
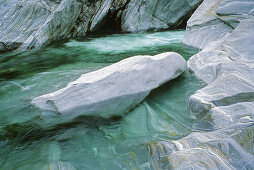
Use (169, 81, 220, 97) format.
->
(0, 30, 204, 169)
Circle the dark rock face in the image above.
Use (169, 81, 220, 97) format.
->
(0, 0, 203, 52)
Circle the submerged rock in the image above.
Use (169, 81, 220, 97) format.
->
(42, 161, 76, 170)
(32, 52, 186, 118)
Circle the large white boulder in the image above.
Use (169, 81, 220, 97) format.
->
(32, 52, 186, 118)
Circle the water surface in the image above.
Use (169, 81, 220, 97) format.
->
(0, 30, 204, 169)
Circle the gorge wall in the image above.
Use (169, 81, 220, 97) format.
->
(0, 0, 203, 52)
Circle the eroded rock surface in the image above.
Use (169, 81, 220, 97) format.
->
(32, 52, 186, 118)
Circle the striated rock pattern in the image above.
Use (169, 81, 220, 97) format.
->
(149, 3, 254, 170)
(183, 0, 254, 49)
(0, 0, 202, 52)
(32, 52, 186, 118)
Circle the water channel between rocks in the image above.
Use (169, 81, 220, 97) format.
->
(0, 30, 205, 169)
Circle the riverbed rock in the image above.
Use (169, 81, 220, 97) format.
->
(32, 52, 186, 118)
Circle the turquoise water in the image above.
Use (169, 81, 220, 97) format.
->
(0, 30, 204, 169)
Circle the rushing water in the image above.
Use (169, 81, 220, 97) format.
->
(0, 30, 204, 169)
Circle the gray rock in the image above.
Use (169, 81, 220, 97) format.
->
(121, 0, 203, 32)
(32, 52, 186, 118)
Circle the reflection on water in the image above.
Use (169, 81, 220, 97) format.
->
(0, 30, 203, 169)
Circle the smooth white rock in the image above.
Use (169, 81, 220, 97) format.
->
(219, 18, 254, 61)
(32, 52, 186, 118)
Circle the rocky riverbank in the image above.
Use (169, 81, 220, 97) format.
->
(149, 0, 254, 169)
